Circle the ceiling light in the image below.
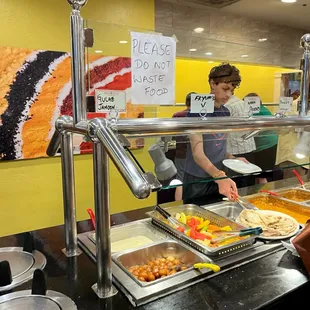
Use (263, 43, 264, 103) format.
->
(281, 0, 297, 3)
(241, 54, 248, 58)
(208, 61, 214, 64)
(119, 40, 128, 44)
(95, 50, 103, 53)
(258, 38, 268, 42)
(194, 27, 204, 33)
(205, 52, 213, 56)
(189, 48, 197, 52)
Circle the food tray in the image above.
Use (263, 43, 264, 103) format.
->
(244, 193, 310, 224)
(147, 204, 255, 257)
(203, 201, 244, 221)
(275, 188, 310, 204)
(112, 240, 209, 287)
(89, 219, 167, 253)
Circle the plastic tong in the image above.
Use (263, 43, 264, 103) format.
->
(154, 205, 188, 232)
(210, 227, 263, 244)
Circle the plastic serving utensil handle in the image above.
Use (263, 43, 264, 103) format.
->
(260, 189, 279, 196)
(87, 208, 96, 230)
(292, 169, 305, 188)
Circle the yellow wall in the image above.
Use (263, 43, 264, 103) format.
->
(0, 0, 155, 237)
(175, 58, 294, 104)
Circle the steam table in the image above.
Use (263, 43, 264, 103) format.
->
(0, 204, 309, 310)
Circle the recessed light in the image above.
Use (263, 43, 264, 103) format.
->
(241, 54, 248, 58)
(205, 52, 213, 56)
(281, 0, 296, 3)
(119, 40, 128, 44)
(189, 48, 197, 52)
(208, 61, 214, 64)
(194, 27, 204, 33)
(258, 38, 268, 42)
(95, 50, 103, 53)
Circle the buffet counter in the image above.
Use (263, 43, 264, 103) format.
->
(0, 178, 309, 309)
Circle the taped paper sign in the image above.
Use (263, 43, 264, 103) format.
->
(279, 96, 293, 113)
(244, 96, 260, 114)
(190, 94, 215, 114)
(131, 31, 176, 105)
(95, 90, 126, 113)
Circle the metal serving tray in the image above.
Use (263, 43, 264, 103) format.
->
(204, 201, 245, 221)
(89, 218, 167, 253)
(112, 240, 209, 287)
(275, 188, 310, 205)
(147, 204, 255, 257)
(244, 192, 310, 224)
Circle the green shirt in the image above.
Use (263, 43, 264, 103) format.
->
(254, 105, 278, 152)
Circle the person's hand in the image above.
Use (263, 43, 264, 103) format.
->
(235, 157, 249, 164)
(215, 178, 238, 200)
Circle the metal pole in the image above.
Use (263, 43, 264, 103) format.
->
(92, 142, 117, 298)
(299, 34, 310, 117)
(60, 132, 81, 257)
(68, 0, 87, 124)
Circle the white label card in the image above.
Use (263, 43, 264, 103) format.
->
(279, 96, 293, 113)
(131, 31, 176, 105)
(95, 90, 126, 113)
(244, 96, 260, 114)
(190, 94, 215, 114)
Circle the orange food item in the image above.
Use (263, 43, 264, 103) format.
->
(280, 190, 310, 202)
(248, 196, 310, 224)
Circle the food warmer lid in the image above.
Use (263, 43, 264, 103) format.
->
(0, 233, 46, 291)
(0, 290, 77, 310)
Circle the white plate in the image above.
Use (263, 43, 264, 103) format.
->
(223, 159, 262, 174)
(236, 210, 300, 241)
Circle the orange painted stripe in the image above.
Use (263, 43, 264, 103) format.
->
(21, 56, 72, 159)
(0, 47, 33, 115)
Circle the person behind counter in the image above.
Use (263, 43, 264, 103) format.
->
(183, 63, 248, 205)
(244, 93, 280, 184)
(172, 92, 196, 201)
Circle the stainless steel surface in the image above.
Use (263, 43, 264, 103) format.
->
(113, 240, 208, 287)
(205, 202, 245, 221)
(78, 224, 283, 307)
(114, 116, 310, 137)
(89, 118, 152, 199)
(300, 34, 310, 117)
(60, 132, 80, 257)
(147, 205, 255, 256)
(67, 0, 87, 10)
(0, 290, 77, 310)
(46, 130, 61, 156)
(92, 142, 117, 298)
(89, 218, 167, 252)
(0, 248, 46, 292)
(69, 4, 87, 124)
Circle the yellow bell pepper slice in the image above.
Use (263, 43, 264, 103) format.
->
(180, 212, 187, 224)
(194, 263, 221, 273)
(197, 220, 210, 231)
(221, 226, 233, 231)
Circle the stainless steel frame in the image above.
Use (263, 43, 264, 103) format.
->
(299, 34, 310, 117)
(46, 3, 310, 299)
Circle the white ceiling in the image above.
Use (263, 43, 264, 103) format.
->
(203, 0, 310, 31)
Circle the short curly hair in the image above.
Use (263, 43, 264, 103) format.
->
(209, 63, 241, 88)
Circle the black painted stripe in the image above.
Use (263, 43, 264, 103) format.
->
(0, 50, 66, 160)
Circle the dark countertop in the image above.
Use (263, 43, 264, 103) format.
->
(0, 202, 309, 310)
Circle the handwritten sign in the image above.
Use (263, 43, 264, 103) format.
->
(279, 96, 293, 113)
(131, 31, 176, 105)
(244, 96, 260, 114)
(95, 90, 126, 113)
(190, 94, 215, 114)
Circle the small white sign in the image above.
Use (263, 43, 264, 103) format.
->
(190, 94, 215, 114)
(95, 90, 126, 113)
(279, 96, 293, 113)
(131, 31, 176, 105)
(244, 96, 260, 114)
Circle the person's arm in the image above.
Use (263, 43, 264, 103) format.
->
(190, 134, 238, 199)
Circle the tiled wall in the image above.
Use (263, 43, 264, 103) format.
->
(155, 0, 306, 68)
